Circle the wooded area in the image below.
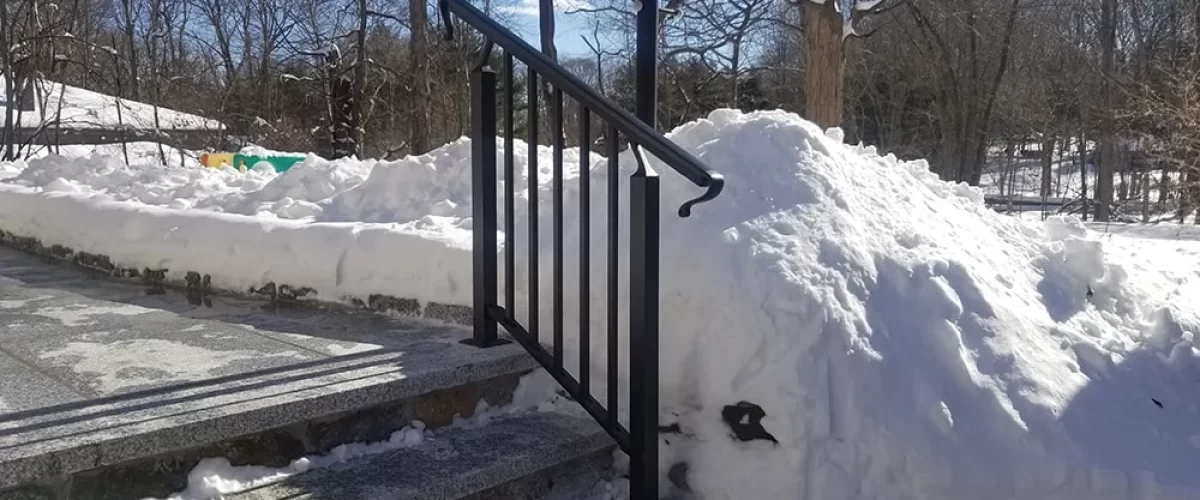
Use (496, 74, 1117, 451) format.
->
(0, 0, 1198, 222)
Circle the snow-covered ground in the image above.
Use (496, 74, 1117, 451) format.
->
(0, 77, 224, 130)
(978, 151, 1186, 221)
(3, 110, 1200, 500)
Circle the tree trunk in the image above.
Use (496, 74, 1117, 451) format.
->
(1158, 166, 1170, 213)
(148, 0, 167, 166)
(1142, 167, 1151, 223)
(331, 73, 356, 159)
(350, 0, 368, 157)
(538, 0, 557, 142)
(802, 1, 843, 129)
(1040, 137, 1055, 197)
(1, 0, 14, 161)
(408, 0, 431, 154)
(1186, 166, 1200, 223)
(121, 0, 140, 101)
(1118, 144, 1129, 201)
(539, 0, 557, 60)
(1079, 133, 1088, 221)
(1095, 0, 1116, 221)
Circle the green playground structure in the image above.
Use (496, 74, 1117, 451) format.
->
(201, 152, 306, 173)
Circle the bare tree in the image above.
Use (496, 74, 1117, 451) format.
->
(1, 0, 14, 161)
(788, 0, 902, 129)
(901, 0, 1023, 184)
(1095, 0, 1117, 220)
(409, 0, 431, 154)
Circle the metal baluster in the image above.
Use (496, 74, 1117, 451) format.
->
(552, 88, 564, 371)
(504, 53, 516, 316)
(606, 125, 619, 432)
(527, 68, 539, 342)
(578, 106, 591, 397)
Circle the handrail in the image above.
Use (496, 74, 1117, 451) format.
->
(440, 0, 725, 217)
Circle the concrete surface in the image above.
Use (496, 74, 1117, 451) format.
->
(229, 411, 615, 500)
(0, 245, 537, 490)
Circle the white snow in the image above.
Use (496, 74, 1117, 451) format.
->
(0, 77, 224, 130)
(158, 422, 427, 500)
(2, 109, 1200, 499)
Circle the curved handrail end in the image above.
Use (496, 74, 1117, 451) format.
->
(678, 174, 725, 218)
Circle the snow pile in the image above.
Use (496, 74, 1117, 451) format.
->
(7, 153, 258, 207)
(323, 137, 593, 223)
(6, 151, 380, 219)
(1, 109, 1199, 499)
(0, 143, 203, 176)
(610, 110, 1200, 499)
(2, 137, 582, 224)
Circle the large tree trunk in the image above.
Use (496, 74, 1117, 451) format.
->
(1041, 137, 1056, 197)
(802, 1, 844, 129)
(1095, 0, 1116, 221)
(408, 0, 431, 154)
(331, 73, 356, 159)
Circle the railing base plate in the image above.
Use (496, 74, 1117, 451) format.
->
(460, 337, 513, 348)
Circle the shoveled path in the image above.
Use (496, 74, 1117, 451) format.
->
(0, 244, 537, 492)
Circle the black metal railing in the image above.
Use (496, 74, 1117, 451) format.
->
(440, 1, 724, 497)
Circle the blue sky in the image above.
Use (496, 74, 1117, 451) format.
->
(500, 0, 598, 57)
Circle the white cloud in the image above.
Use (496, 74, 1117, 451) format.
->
(498, 0, 592, 16)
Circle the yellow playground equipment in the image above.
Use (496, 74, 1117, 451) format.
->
(200, 152, 305, 173)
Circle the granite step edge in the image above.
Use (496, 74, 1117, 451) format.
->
(228, 410, 617, 500)
(0, 347, 539, 491)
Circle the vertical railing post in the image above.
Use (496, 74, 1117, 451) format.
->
(633, 0, 662, 492)
(466, 64, 508, 348)
(635, 0, 658, 127)
(629, 157, 660, 499)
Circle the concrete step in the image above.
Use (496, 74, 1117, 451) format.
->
(0, 246, 541, 500)
(0, 348, 538, 500)
(228, 411, 616, 500)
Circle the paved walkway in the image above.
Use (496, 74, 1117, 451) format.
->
(0, 245, 465, 415)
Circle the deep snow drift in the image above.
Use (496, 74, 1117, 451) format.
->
(2, 110, 1200, 500)
(631, 112, 1200, 499)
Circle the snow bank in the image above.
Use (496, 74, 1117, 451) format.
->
(0, 77, 224, 130)
(0, 143, 203, 178)
(4, 137, 579, 224)
(0, 182, 476, 307)
(625, 111, 1200, 499)
(2, 110, 1200, 500)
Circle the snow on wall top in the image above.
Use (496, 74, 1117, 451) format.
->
(2, 109, 1200, 499)
(0, 77, 224, 131)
